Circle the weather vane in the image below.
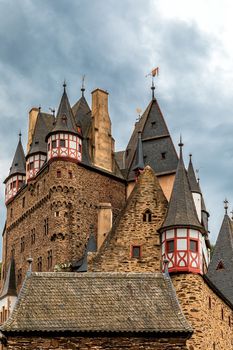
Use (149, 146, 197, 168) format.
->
(145, 67, 159, 99)
(224, 198, 229, 214)
(136, 107, 142, 122)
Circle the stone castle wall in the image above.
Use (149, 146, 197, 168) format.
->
(172, 273, 233, 350)
(3, 160, 125, 291)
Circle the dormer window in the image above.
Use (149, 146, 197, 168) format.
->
(161, 152, 166, 160)
(216, 260, 224, 270)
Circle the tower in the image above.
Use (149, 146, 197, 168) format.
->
(160, 140, 206, 274)
(4, 134, 26, 204)
(46, 84, 82, 163)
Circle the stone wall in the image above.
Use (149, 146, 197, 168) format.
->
(3, 160, 125, 291)
(172, 273, 233, 350)
(89, 166, 168, 273)
(2, 334, 189, 350)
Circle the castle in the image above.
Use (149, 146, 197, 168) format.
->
(0, 81, 232, 350)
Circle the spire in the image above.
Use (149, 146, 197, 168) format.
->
(81, 75, 85, 97)
(161, 139, 203, 232)
(151, 78, 155, 100)
(132, 132, 145, 173)
(187, 154, 201, 194)
(51, 83, 77, 135)
(7, 136, 26, 179)
(0, 257, 17, 299)
(224, 198, 229, 215)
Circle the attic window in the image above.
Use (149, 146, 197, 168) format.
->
(216, 260, 224, 270)
(161, 152, 166, 160)
(131, 245, 141, 258)
(151, 121, 156, 128)
(143, 209, 152, 222)
(62, 114, 67, 124)
(35, 141, 39, 145)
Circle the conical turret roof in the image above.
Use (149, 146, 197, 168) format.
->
(132, 132, 145, 171)
(5, 136, 26, 182)
(0, 257, 17, 299)
(72, 94, 91, 138)
(207, 213, 233, 304)
(161, 141, 203, 232)
(187, 155, 201, 194)
(47, 85, 78, 138)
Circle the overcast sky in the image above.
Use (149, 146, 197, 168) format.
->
(0, 0, 233, 251)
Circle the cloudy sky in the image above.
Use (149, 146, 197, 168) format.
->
(0, 0, 233, 250)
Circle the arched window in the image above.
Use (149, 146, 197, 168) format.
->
(143, 209, 152, 222)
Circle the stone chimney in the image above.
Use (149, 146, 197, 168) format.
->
(27, 108, 39, 153)
(91, 89, 114, 172)
(97, 203, 112, 249)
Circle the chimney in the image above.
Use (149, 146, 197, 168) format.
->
(91, 89, 114, 172)
(27, 108, 39, 153)
(97, 203, 112, 249)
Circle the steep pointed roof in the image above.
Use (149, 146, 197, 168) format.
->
(132, 132, 144, 171)
(161, 142, 203, 232)
(27, 111, 54, 157)
(5, 136, 26, 182)
(48, 85, 78, 137)
(72, 95, 91, 138)
(187, 155, 201, 194)
(0, 258, 17, 300)
(125, 97, 178, 180)
(207, 213, 233, 304)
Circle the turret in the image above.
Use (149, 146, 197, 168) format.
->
(160, 139, 206, 274)
(132, 132, 145, 179)
(4, 134, 26, 204)
(46, 83, 82, 162)
(26, 108, 54, 181)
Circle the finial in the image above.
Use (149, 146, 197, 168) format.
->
(49, 108, 55, 116)
(19, 131, 22, 141)
(151, 77, 155, 99)
(63, 80, 67, 91)
(38, 105, 41, 113)
(230, 210, 233, 220)
(195, 168, 200, 183)
(81, 75, 85, 96)
(224, 198, 228, 215)
(27, 257, 33, 273)
(189, 153, 192, 161)
(163, 259, 169, 277)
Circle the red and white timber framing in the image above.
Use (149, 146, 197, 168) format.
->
(47, 133, 82, 162)
(5, 174, 25, 204)
(161, 228, 203, 274)
(26, 154, 46, 181)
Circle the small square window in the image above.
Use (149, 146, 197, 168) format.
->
(190, 240, 198, 253)
(167, 240, 174, 253)
(68, 171, 73, 179)
(52, 140, 57, 149)
(132, 246, 141, 258)
(60, 139, 65, 147)
(161, 152, 166, 159)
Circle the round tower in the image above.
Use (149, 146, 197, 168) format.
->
(4, 134, 26, 204)
(159, 139, 206, 275)
(46, 83, 82, 163)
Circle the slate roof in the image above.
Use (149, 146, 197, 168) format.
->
(5, 137, 26, 182)
(207, 214, 233, 304)
(72, 95, 92, 138)
(1, 272, 192, 334)
(187, 155, 201, 194)
(125, 98, 178, 180)
(0, 258, 17, 300)
(161, 144, 203, 232)
(27, 112, 54, 157)
(132, 132, 145, 171)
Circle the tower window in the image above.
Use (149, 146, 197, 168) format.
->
(17, 269, 22, 284)
(208, 296, 211, 309)
(151, 121, 156, 128)
(44, 218, 49, 235)
(22, 197, 25, 208)
(60, 139, 65, 147)
(68, 171, 73, 179)
(167, 240, 174, 253)
(10, 208, 13, 218)
(47, 250, 53, 269)
(221, 308, 224, 320)
(190, 240, 198, 253)
(143, 209, 152, 222)
(37, 257, 42, 272)
(48, 143, 50, 151)
(20, 236, 25, 253)
(161, 152, 166, 159)
(31, 228, 36, 245)
(78, 144, 82, 152)
(52, 140, 57, 149)
(57, 170, 61, 178)
(229, 316, 231, 327)
(131, 245, 141, 258)
(55, 211, 60, 217)
(29, 162, 34, 170)
(13, 181, 17, 188)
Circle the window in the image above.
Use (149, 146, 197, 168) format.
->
(78, 143, 82, 152)
(13, 181, 16, 188)
(216, 260, 224, 270)
(190, 240, 198, 253)
(47, 250, 53, 269)
(213, 343, 216, 350)
(18, 180, 23, 188)
(20, 236, 25, 253)
(48, 143, 50, 151)
(143, 209, 152, 222)
(37, 257, 42, 272)
(22, 197, 25, 208)
(55, 211, 60, 217)
(209, 296, 211, 309)
(68, 171, 73, 179)
(57, 170, 61, 178)
(60, 139, 65, 147)
(161, 152, 166, 159)
(52, 140, 57, 149)
(10, 208, 13, 218)
(131, 245, 141, 258)
(151, 121, 156, 128)
(17, 269, 22, 284)
(229, 315, 231, 327)
(44, 218, 49, 235)
(29, 162, 34, 170)
(167, 240, 174, 253)
(221, 308, 224, 320)
(31, 229, 36, 245)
